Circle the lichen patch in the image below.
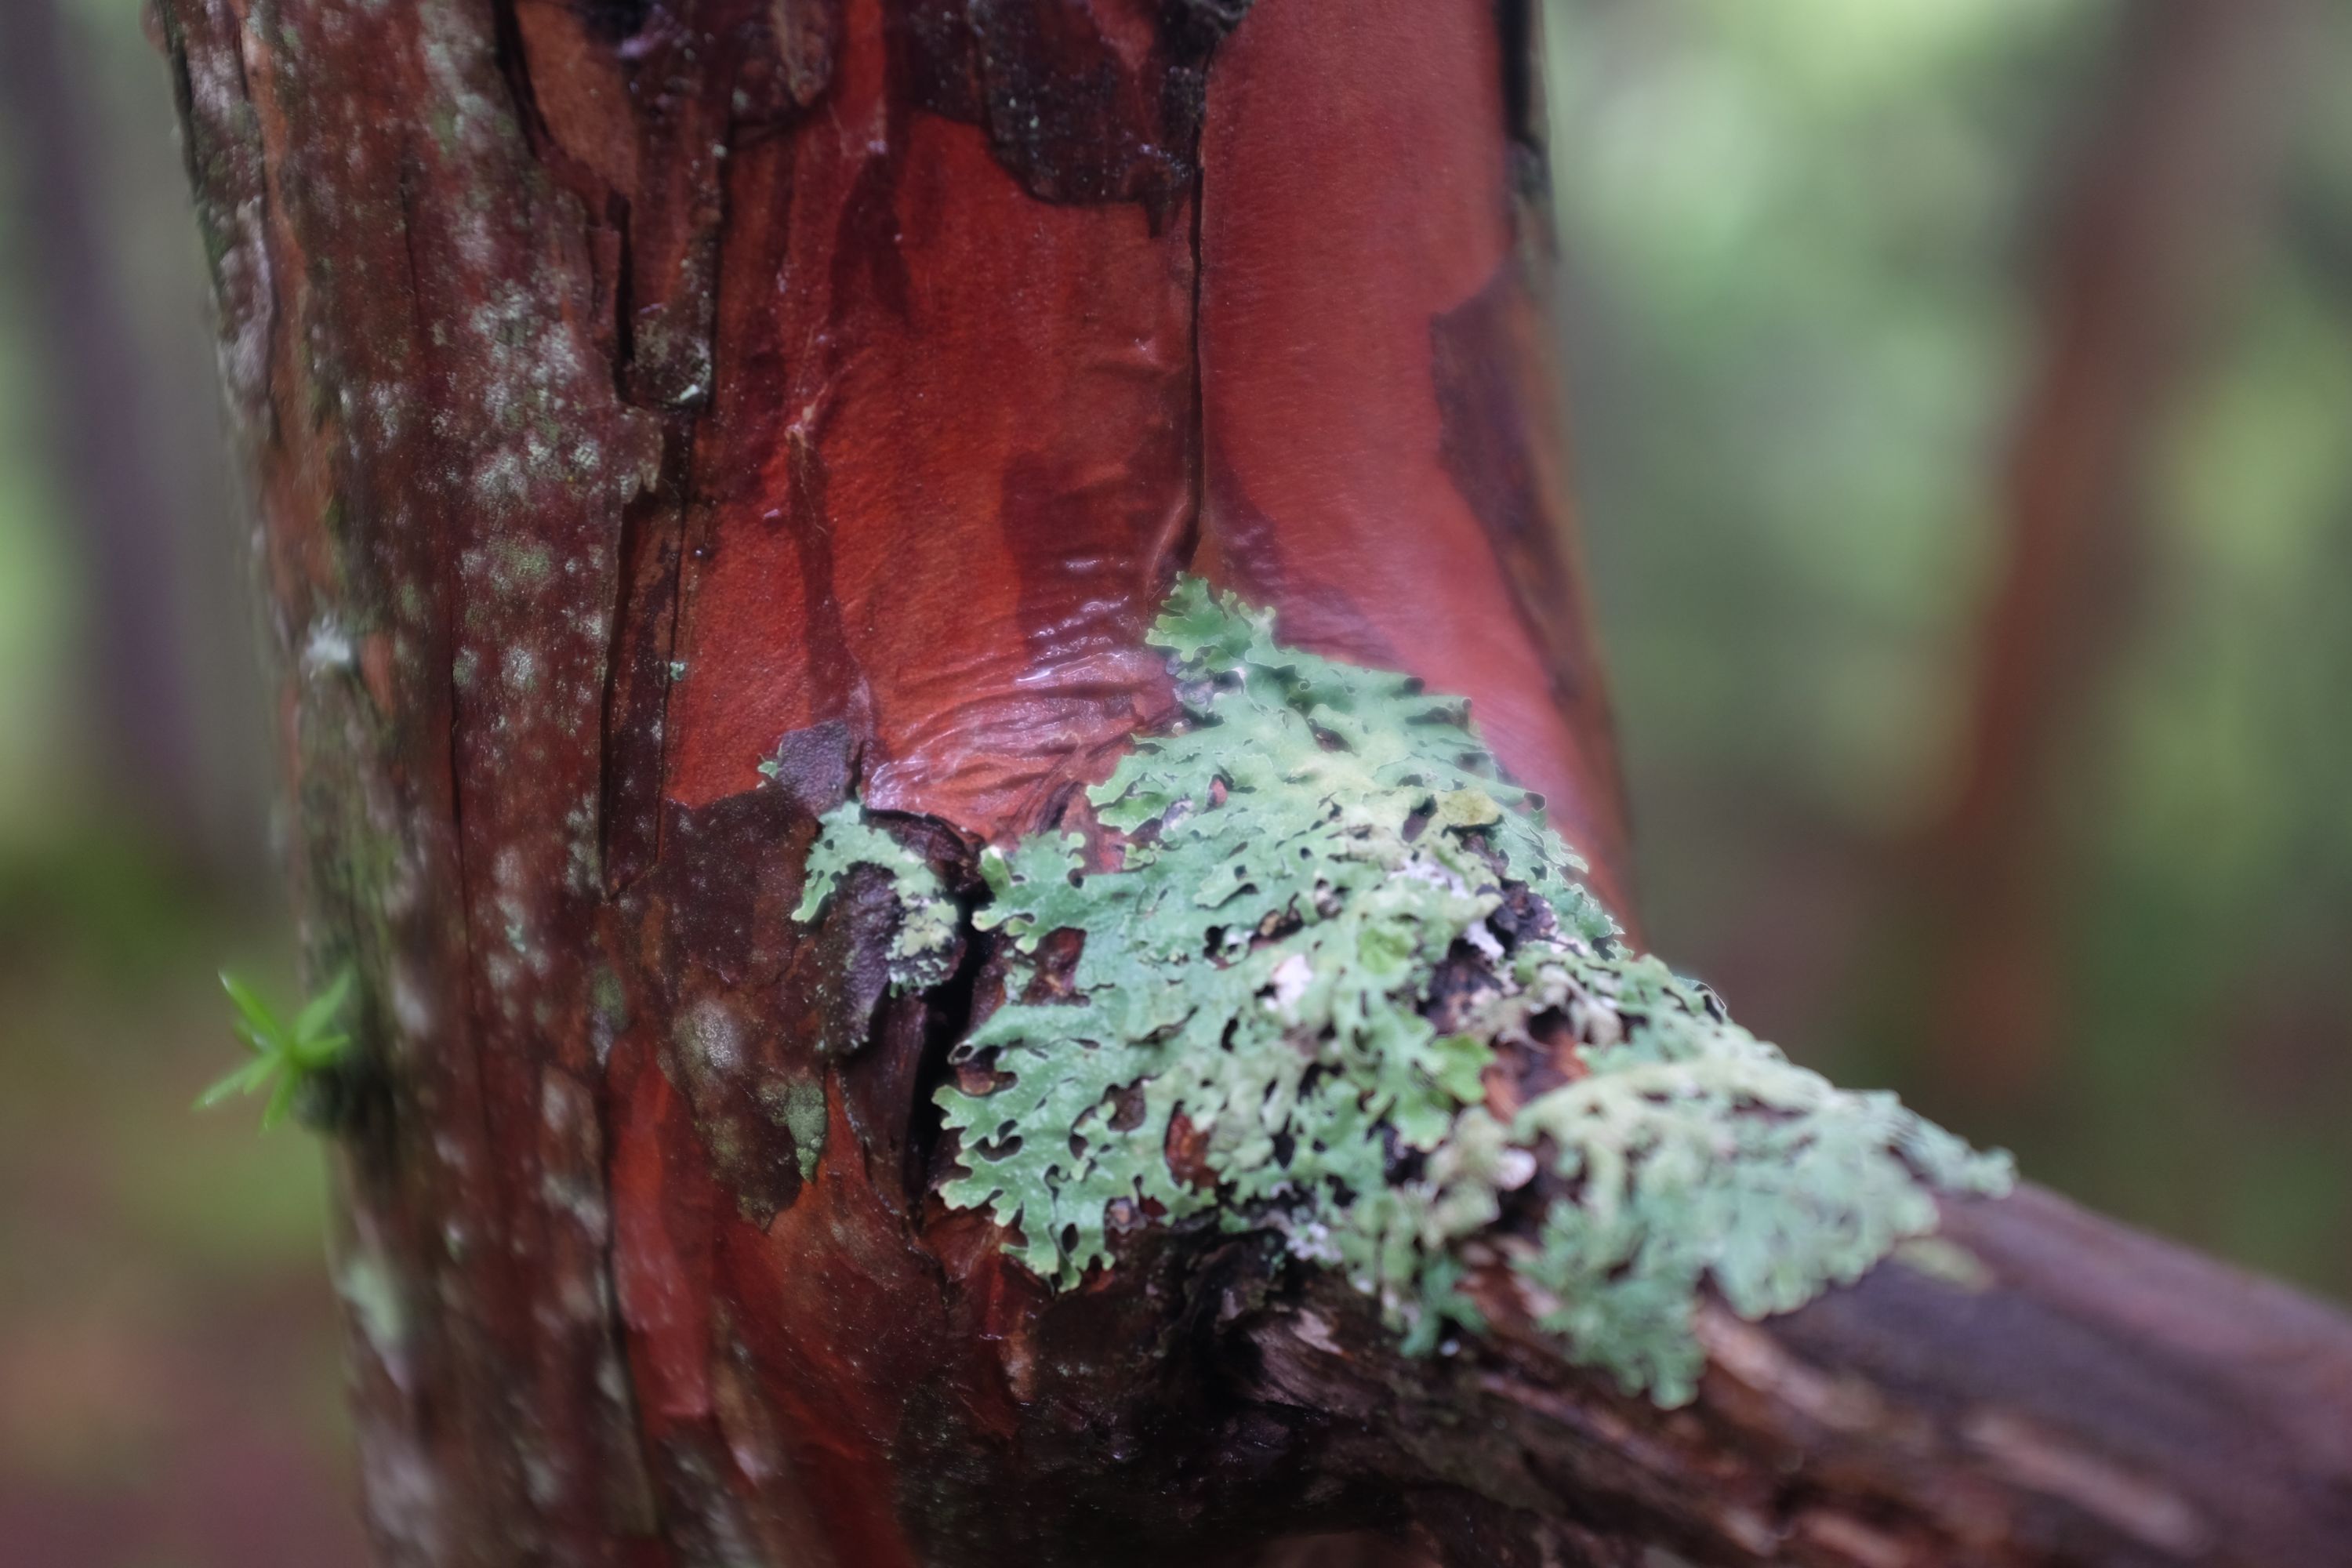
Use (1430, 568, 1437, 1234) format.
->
(786, 800, 959, 994)
(805, 579, 2013, 1405)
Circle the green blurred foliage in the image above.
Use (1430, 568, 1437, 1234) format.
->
(1549, 0, 2100, 851)
(1550, 0, 2352, 1298)
(0, 227, 78, 843)
(2073, 241, 2352, 1280)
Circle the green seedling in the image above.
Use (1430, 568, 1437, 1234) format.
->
(198, 967, 355, 1129)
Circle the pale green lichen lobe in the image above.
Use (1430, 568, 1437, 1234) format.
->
(787, 800, 958, 992)
(811, 579, 2013, 1406)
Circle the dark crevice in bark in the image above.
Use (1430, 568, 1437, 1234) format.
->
(488, 3, 735, 893)
(610, 192, 640, 385)
(1172, 9, 1226, 583)
(593, 194, 654, 894)
(486, 0, 550, 158)
(1494, 0, 1549, 207)
(1493, 0, 1537, 155)
(597, 422, 686, 895)
(579, 0, 656, 43)
(893, 0, 1253, 221)
(600, 146, 713, 891)
(906, 881, 994, 1201)
(390, 151, 473, 916)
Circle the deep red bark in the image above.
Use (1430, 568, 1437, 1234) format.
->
(153, 2, 2352, 1565)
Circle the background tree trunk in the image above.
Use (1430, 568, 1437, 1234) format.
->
(1918, 0, 2310, 1111)
(155, 2, 2352, 1564)
(1, 0, 254, 867)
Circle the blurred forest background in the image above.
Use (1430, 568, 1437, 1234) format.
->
(2, 0, 2347, 1563)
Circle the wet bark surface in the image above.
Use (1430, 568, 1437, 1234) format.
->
(151, 2, 2352, 1564)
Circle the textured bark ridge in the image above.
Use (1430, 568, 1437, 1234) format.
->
(155, 2, 2352, 1566)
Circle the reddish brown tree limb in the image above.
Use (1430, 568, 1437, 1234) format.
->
(1244, 1185, 2352, 1566)
(151, 1, 2351, 1564)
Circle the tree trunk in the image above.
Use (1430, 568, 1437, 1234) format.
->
(154, 2, 2352, 1565)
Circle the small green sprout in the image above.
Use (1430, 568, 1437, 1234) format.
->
(198, 968, 355, 1129)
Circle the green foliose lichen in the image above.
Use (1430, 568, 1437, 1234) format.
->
(789, 800, 959, 993)
(803, 578, 2013, 1406)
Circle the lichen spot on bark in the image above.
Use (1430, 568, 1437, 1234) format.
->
(809, 580, 2013, 1404)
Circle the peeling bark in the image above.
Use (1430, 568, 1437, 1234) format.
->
(153, 2, 2352, 1565)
